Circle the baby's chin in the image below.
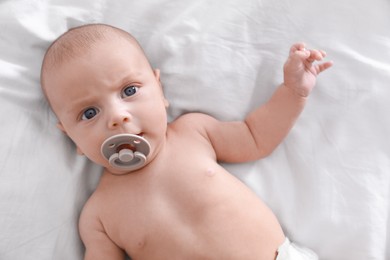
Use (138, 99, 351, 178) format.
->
(105, 167, 132, 175)
(103, 164, 146, 175)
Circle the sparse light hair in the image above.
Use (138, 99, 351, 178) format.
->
(40, 23, 147, 94)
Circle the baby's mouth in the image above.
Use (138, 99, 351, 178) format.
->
(116, 133, 144, 152)
(117, 143, 136, 152)
(101, 133, 151, 173)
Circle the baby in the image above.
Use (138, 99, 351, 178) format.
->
(40, 24, 332, 260)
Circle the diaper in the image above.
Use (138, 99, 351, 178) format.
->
(276, 238, 318, 260)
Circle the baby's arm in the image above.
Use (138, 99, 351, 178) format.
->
(79, 201, 125, 260)
(283, 43, 333, 97)
(246, 43, 332, 155)
(198, 43, 332, 162)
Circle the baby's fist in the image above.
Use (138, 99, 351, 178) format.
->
(283, 43, 333, 97)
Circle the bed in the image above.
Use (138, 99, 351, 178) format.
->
(1, 0, 389, 259)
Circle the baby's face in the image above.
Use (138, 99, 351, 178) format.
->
(45, 39, 168, 173)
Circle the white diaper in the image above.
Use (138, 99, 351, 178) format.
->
(276, 238, 318, 260)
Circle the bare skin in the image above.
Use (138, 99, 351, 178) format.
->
(42, 25, 332, 260)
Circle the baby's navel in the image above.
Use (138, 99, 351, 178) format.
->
(206, 168, 216, 177)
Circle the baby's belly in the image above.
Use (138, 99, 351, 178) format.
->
(117, 164, 285, 259)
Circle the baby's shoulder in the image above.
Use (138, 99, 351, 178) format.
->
(170, 112, 218, 132)
(79, 190, 100, 220)
(78, 191, 104, 235)
(168, 113, 222, 145)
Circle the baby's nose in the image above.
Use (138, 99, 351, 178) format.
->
(108, 109, 131, 129)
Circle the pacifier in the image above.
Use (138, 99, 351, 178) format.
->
(101, 134, 151, 172)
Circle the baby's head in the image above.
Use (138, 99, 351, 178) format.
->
(41, 24, 168, 173)
(41, 24, 149, 99)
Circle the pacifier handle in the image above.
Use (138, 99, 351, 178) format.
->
(101, 134, 151, 172)
(109, 151, 146, 170)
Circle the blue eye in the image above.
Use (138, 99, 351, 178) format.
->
(81, 107, 99, 120)
(122, 85, 138, 98)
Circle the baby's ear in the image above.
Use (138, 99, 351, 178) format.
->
(163, 98, 170, 108)
(56, 122, 84, 155)
(154, 69, 169, 107)
(76, 147, 84, 155)
(153, 68, 161, 81)
(56, 122, 66, 134)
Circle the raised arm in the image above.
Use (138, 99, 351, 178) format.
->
(201, 43, 332, 162)
(245, 43, 332, 156)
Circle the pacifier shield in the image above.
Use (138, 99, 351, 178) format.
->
(101, 134, 151, 172)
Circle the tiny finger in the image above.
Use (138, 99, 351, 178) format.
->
(306, 49, 324, 63)
(316, 61, 334, 73)
(290, 42, 306, 54)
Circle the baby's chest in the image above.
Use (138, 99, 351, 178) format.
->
(98, 137, 238, 251)
(100, 173, 236, 257)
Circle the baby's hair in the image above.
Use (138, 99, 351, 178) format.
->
(40, 23, 145, 92)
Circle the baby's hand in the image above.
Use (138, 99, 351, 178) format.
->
(283, 43, 333, 97)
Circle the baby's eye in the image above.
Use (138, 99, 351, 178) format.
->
(121, 85, 138, 98)
(81, 107, 99, 120)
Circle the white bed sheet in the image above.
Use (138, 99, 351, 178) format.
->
(1, 0, 390, 259)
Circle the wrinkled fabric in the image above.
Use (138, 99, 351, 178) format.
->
(1, 0, 390, 259)
(277, 238, 318, 260)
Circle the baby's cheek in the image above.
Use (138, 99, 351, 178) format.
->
(76, 141, 103, 164)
